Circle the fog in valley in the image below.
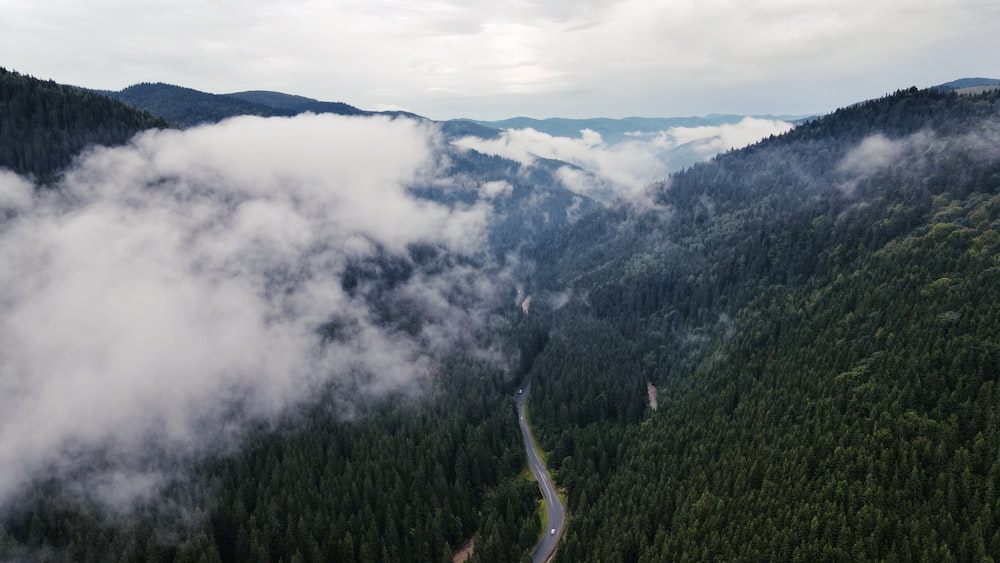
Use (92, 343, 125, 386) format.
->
(0, 113, 508, 511)
(454, 117, 795, 202)
(0, 107, 795, 516)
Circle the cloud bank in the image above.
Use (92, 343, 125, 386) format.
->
(454, 117, 794, 202)
(0, 114, 498, 509)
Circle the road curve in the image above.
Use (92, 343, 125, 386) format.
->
(517, 379, 566, 563)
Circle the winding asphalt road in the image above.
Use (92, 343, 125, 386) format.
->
(517, 379, 566, 563)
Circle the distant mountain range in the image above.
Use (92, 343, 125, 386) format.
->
(89, 82, 814, 179)
(83, 76, 1000, 143)
(99, 82, 376, 127)
(94, 81, 813, 147)
(7, 67, 998, 186)
(96, 81, 501, 139)
(9, 70, 995, 196)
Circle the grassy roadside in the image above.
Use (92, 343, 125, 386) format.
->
(523, 398, 550, 548)
(521, 398, 549, 466)
(524, 397, 569, 523)
(539, 497, 548, 535)
(522, 393, 567, 554)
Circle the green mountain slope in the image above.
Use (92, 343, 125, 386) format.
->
(934, 78, 1000, 97)
(102, 82, 302, 127)
(225, 90, 366, 115)
(0, 68, 169, 181)
(521, 86, 1000, 560)
(105, 83, 441, 128)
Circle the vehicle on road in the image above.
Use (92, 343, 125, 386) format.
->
(518, 388, 523, 394)
(550, 528, 555, 535)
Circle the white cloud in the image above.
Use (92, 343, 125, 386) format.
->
(660, 117, 795, 155)
(480, 180, 513, 200)
(0, 170, 34, 212)
(837, 133, 907, 177)
(0, 114, 500, 510)
(453, 128, 668, 201)
(835, 123, 1000, 196)
(453, 117, 793, 202)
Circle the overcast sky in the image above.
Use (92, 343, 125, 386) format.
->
(2, 0, 999, 120)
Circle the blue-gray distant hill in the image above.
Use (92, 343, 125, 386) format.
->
(224, 90, 367, 116)
(933, 77, 1000, 96)
(933, 77, 1000, 90)
(100, 82, 502, 141)
(101, 82, 369, 127)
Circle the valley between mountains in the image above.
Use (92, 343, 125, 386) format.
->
(2, 68, 1000, 561)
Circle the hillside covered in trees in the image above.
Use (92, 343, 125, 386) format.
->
(99, 83, 370, 128)
(0, 68, 168, 181)
(98, 83, 501, 140)
(524, 86, 1000, 561)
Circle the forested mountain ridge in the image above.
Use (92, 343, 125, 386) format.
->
(99, 82, 501, 140)
(522, 86, 1000, 560)
(101, 82, 371, 127)
(225, 90, 367, 115)
(0, 68, 169, 181)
